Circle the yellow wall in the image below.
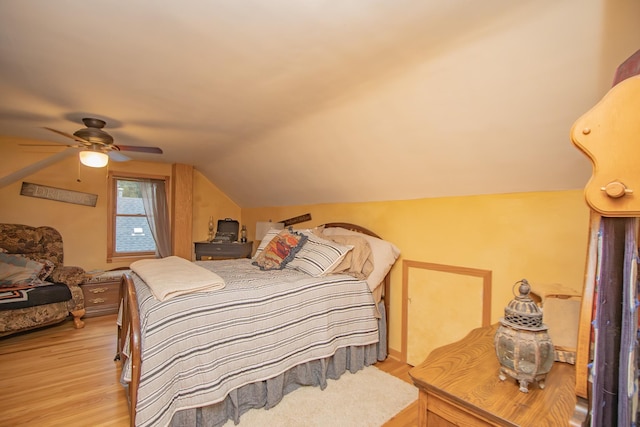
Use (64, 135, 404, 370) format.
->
(243, 190, 591, 353)
(0, 137, 241, 269)
(192, 169, 242, 245)
(1, 137, 590, 355)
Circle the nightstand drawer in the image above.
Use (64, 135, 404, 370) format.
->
(194, 241, 253, 260)
(81, 269, 129, 317)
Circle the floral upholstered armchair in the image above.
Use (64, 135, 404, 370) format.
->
(0, 224, 86, 336)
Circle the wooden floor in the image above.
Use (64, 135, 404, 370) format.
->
(0, 315, 417, 427)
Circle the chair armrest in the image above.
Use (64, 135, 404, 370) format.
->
(50, 265, 86, 286)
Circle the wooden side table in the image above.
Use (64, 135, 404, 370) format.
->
(409, 325, 576, 426)
(194, 241, 253, 260)
(80, 269, 129, 317)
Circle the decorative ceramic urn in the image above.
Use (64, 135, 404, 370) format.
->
(494, 279, 554, 393)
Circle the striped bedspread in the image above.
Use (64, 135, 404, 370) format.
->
(122, 259, 379, 427)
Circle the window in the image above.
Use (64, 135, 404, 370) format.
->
(107, 172, 170, 262)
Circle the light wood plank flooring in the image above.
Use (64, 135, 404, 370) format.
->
(0, 315, 417, 426)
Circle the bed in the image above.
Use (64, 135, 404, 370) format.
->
(116, 222, 399, 427)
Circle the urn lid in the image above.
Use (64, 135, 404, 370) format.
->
(500, 279, 547, 331)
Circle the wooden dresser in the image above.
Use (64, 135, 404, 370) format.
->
(409, 325, 576, 426)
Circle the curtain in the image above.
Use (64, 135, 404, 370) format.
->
(139, 179, 172, 258)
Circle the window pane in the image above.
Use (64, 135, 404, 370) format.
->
(116, 180, 146, 215)
(115, 216, 156, 253)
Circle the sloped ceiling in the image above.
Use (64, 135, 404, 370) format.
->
(0, 1, 638, 207)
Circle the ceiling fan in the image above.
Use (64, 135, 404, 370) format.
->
(23, 117, 163, 168)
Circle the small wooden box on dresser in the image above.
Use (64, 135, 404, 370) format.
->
(80, 269, 129, 317)
(194, 241, 253, 260)
(409, 325, 576, 426)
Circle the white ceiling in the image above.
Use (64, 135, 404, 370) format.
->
(0, 1, 638, 207)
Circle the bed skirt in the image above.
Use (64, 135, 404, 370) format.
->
(168, 302, 388, 427)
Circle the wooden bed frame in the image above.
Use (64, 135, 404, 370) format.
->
(116, 222, 392, 426)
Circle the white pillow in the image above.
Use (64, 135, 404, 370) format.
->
(322, 227, 400, 291)
(287, 231, 353, 277)
(252, 229, 282, 260)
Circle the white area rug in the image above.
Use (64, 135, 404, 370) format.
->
(223, 365, 418, 427)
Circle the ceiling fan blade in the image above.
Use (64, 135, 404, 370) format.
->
(108, 151, 131, 162)
(0, 148, 77, 188)
(43, 127, 91, 144)
(115, 145, 163, 154)
(19, 143, 75, 148)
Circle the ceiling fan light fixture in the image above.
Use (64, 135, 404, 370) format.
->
(79, 150, 109, 168)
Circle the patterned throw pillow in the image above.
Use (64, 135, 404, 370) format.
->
(0, 253, 45, 287)
(252, 228, 283, 260)
(252, 230, 307, 271)
(0, 253, 56, 281)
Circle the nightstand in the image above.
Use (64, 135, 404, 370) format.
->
(194, 241, 253, 260)
(80, 269, 129, 317)
(409, 324, 576, 426)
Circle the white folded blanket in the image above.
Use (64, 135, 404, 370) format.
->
(131, 256, 225, 301)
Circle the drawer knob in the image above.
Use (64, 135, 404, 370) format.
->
(89, 298, 106, 304)
(90, 287, 108, 293)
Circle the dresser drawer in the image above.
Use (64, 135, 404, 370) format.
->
(194, 241, 253, 260)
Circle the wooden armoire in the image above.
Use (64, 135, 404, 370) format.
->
(570, 50, 640, 426)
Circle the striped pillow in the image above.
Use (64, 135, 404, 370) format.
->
(287, 232, 353, 277)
